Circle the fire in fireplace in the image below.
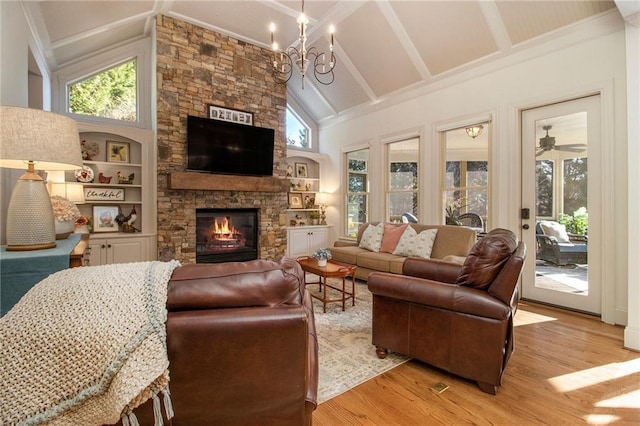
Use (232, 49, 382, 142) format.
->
(196, 208, 258, 263)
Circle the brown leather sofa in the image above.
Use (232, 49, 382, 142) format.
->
(123, 258, 318, 425)
(367, 228, 525, 394)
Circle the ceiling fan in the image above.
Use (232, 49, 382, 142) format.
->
(536, 125, 587, 157)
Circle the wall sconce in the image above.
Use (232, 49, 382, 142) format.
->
(0, 106, 82, 251)
(465, 125, 484, 139)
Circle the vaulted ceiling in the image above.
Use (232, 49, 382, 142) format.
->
(23, 1, 622, 124)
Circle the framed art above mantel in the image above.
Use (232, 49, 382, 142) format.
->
(208, 104, 253, 126)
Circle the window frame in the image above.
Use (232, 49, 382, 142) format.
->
(385, 137, 419, 223)
(286, 105, 312, 151)
(67, 57, 138, 123)
(345, 148, 370, 238)
(52, 39, 150, 129)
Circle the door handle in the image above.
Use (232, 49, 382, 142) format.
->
(522, 224, 530, 230)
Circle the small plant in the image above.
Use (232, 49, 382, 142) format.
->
(311, 248, 332, 260)
(558, 207, 588, 235)
(309, 211, 320, 220)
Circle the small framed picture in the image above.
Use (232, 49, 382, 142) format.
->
(92, 205, 120, 233)
(288, 192, 304, 209)
(295, 162, 308, 178)
(107, 141, 129, 163)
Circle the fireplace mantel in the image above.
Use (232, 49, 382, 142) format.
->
(169, 172, 289, 192)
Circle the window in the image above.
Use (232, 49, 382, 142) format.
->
(536, 160, 554, 217)
(386, 138, 418, 222)
(286, 107, 310, 149)
(443, 123, 490, 228)
(346, 149, 369, 237)
(68, 59, 137, 121)
(563, 157, 587, 215)
(444, 161, 488, 217)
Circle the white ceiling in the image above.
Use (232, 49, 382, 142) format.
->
(23, 0, 622, 125)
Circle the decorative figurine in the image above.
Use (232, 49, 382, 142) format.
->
(117, 171, 135, 184)
(98, 172, 112, 184)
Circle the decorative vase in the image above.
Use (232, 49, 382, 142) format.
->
(55, 220, 74, 239)
(74, 224, 90, 234)
(317, 258, 327, 267)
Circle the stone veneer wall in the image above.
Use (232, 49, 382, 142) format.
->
(155, 15, 288, 263)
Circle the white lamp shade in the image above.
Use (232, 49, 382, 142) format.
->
(315, 192, 332, 206)
(0, 106, 83, 171)
(49, 182, 85, 203)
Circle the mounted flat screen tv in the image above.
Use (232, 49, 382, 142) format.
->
(187, 115, 275, 177)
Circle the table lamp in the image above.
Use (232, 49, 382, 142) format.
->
(48, 182, 85, 204)
(0, 106, 82, 251)
(315, 192, 332, 225)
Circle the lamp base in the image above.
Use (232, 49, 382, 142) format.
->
(6, 241, 57, 252)
(5, 170, 57, 251)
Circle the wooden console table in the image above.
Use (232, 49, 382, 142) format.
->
(0, 233, 89, 316)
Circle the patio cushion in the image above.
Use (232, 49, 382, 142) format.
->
(540, 221, 570, 243)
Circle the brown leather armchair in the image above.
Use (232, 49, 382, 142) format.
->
(125, 258, 318, 425)
(368, 228, 525, 394)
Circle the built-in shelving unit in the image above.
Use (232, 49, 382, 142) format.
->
(64, 122, 157, 265)
(285, 150, 332, 256)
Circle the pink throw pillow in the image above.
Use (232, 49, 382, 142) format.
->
(380, 223, 408, 253)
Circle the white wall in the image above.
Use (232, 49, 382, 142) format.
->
(319, 25, 630, 329)
(0, 1, 49, 244)
(624, 21, 640, 350)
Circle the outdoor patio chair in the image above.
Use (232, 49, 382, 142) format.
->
(536, 221, 588, 266)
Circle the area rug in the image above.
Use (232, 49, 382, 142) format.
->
(305, 275, 410, 403)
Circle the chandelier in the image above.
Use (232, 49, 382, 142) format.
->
(465, 125, 484, 139)
(269, 0, 336, 89)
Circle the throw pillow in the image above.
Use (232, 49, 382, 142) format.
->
(359, 223, 384, 252)
(540, 221, 570, 243)
(380, 223, 408, 253)
(456, 228, 517, 289)
(393, 226, 418, 256)
(412, 229, 439, 259)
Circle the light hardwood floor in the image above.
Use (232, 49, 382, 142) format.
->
(313, 302, 640, 425)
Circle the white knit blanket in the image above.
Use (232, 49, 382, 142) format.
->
(0, 260, 180, 425)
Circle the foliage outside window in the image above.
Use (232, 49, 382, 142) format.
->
(536, 157, 587, 222)
(69, 59, 137, 121)
(444, 161, 488, 220)
(387, 138, 418, 222)
(388, 162, 417, 222)
(563, 157, 587, 216)
(286, 107, 310, 149)
(346, 149, 369, 237)
(536, 160, 554, 217)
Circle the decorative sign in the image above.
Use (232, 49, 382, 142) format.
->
(208, 104, 253, 126)
(83, 187, 125, 201)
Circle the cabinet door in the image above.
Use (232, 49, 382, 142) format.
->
(87, 239, 108, 266)
(308, 227, 329, 254)
(287, 228, 311, 258)
(109, 238, 145, 264)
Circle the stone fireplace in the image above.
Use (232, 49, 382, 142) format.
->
(155, 15, 288, 264)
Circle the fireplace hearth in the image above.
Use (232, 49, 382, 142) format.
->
(196, 208, 258, 263)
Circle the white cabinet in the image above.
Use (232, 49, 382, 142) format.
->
(87, 236, 149, 266)
(287, 226, 330, 258)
